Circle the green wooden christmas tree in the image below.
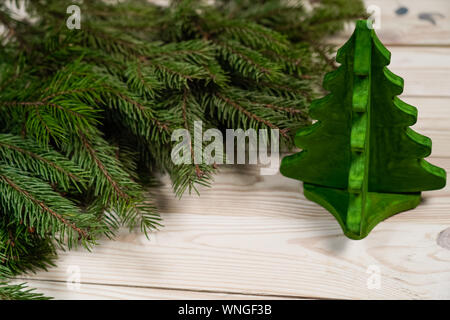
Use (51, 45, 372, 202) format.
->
(280, 20, 446, 240)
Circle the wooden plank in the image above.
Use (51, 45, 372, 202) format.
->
(387, 47, 450, 97)
(21, 155, 450, 299)
(329, 47, 450, 97)
(329, 46, 450, 98)
(13, 280, 285, 300)
(330, 0, 450, 46)
(406, 97, 450, 159)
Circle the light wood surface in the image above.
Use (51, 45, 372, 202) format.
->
(20, 0, 450, 299)
(331, 0, 450, 46)
(12, 280, 290, 300)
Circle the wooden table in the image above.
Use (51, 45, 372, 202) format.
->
(17, 0, 450, 299)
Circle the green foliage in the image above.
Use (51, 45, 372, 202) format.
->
(0, 255, 49, 300)
(0, 280, 49, 300)
(0, 0, 366, 298)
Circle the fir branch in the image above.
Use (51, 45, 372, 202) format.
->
(113, 90, 169, 133)
(260, 103, 307, 116)
(0, 167, 91, 242)
(214, 39, 273, 78)
(182, 88, 204, 179)
(214, 92, 289, 138)
(0, 134, 84, 189)
(0, 281, 49, 300)
(79, 132, 130, 201)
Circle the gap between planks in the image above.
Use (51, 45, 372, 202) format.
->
(14, 278, 314, 300)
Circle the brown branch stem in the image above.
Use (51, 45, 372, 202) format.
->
(0, 174, 88, 238)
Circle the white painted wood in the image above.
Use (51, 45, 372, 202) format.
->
(407, 97, 450, 158)
(388, 47, 450, 97)
(13, 280, 285, 300)
(331, 0, 450, 46)
(328, 48, 450, 97)
(22, 155, 450, 299)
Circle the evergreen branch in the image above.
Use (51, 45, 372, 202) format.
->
(0, 281, 49, 300)
(260, 103, 306, 116)
(153, 61, 193, 81)
(41, 87, 99, 102)
(257, 79, 314, 99)
(0, 101, 94, 125)
(215, 92, 289, 138)
(33, 106, 55, 141)
(214, 39, 271, 76)
(0, 169, 89, 240)
(0, 134, 84, 189)
(309, 42, 337, 69)
(113, 91, 169, 133)
(0, 218, 57, 275)
(81, 25, 145, 55)
(79, 132, 130, 201)
(125, 61, 162, 99)
(140, 57, 212, 89)
(182, 89, 203, 179)
(147, 40, 215, 64)
(211, 20, 289, 54)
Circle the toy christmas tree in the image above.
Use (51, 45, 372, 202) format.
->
(280, 20, 446, 240)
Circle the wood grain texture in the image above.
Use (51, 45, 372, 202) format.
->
(330, 0, 450, 46)
(325, 47, 450, 98)
(22, 157, 450, 299)
(388, 47, 450, 97)
(12, 280, 287, 300)
(17, 0, 450, 300)
(327, 48, 450, 98)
